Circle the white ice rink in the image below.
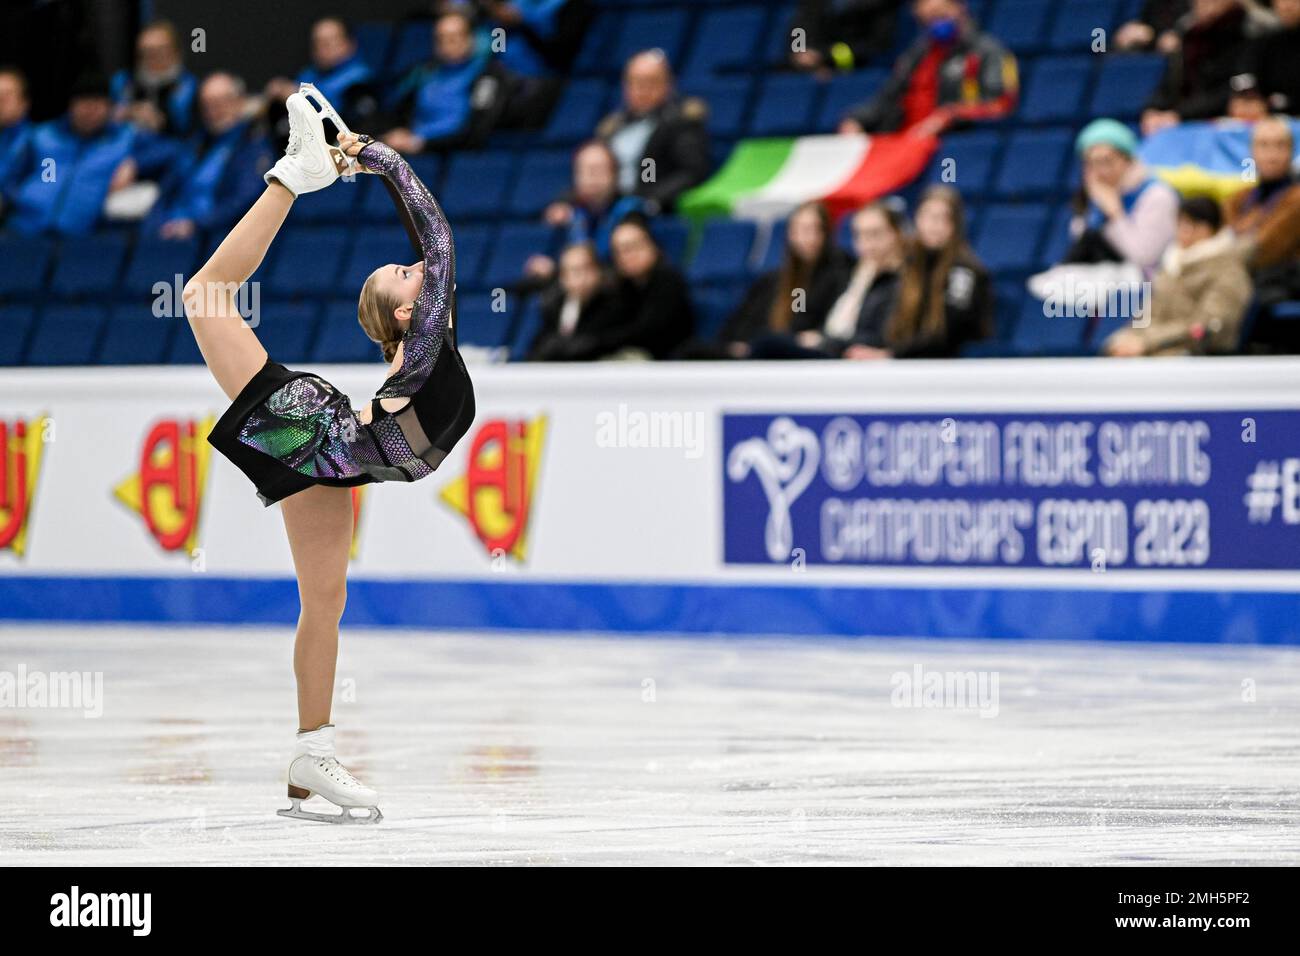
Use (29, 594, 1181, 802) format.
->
(1, 626, 1297, 866)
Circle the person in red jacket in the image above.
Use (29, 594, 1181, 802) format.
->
(838, 0, 1017, 138)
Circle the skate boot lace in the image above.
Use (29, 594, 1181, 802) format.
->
(319, 756, 362, 788)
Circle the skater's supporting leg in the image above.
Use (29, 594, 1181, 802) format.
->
(279, 484, 353, 730)
(181, 183, 294, 400)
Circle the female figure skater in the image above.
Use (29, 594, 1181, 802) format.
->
(183, 89, 474, 823)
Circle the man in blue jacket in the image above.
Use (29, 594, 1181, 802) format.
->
(148, 72, 273, 240)
(0, 66, 32, 184)
(1, 74, 150, 236)
(110, 20, 198, 137)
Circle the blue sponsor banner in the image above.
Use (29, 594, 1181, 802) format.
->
(723, 411, 1300, 570)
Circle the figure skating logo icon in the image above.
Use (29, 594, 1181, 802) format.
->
(727, 417, 820, 563)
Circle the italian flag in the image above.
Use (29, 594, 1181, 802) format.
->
(679, 132, 938, 222)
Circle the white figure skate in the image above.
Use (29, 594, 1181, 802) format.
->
(296, 82, 366, 176)
(264, 90, 348, 197)
(276, 724, 383, 824)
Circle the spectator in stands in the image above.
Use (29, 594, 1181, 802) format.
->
(148, 73, 273, 240)
(1103, 196, 1251, 355)
(787, 0, 904, 76)
(595, 50, 711, 214)
(883, 185, 991, 358)
(601, 215, 695, 359)
(265, 17, 379, 123)
(264, 18, 382, 155)
(468, 0, 592, 76)
(525, 140, 645, 282)
(0, 66, 31, 184)
(1, 74, 142, 235)
(383, 9, 554, 153)
(1247, 0, 1300, 113)
(1115, 0, 1189, 52)
(1141, 0, 1254, 135)
(716, 202, 850, 358)
(1062, 119, 1179, 274)
(525, 242, 623, 360)
(750, 201, 907, 359)
(1226, 115, 1300, 349)
(111, 20, 198, 137)
(838, 0, 1017, 137)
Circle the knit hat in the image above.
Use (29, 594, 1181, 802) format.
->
(1075, 118, 1138, 157)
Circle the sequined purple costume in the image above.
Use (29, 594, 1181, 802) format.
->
(208, 142, 476, 506)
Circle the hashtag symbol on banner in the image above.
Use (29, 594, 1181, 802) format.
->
(1244, 461, 1283, 523)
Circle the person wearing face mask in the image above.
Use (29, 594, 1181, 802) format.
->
(110, 20, 198, 137)
(838, 0, 1017, 138)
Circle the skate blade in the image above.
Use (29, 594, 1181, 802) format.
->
(298, 82, 361, 176)
(277, 797, 383, 825)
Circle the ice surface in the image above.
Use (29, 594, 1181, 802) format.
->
(1, 626, 1297, 865)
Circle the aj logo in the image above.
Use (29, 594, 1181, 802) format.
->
(0, 416, 49, 557)
(113, 416, 215, 552)
(727, 417, 820, 562)
(441, 416, 546, 561)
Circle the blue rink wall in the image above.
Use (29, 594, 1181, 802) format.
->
(2, 575, 1300, 644)
(2, 360, 1300, 644)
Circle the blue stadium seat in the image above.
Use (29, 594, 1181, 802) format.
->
(439, 151, 516, 220)
(455, 292, 519, 348)
(1009, 296, 1089, 356)
(986, 0, 1052, 55)
(974, 204, 1050, 273)
(688, 220, 757, 284)
(541, 78, 612, 146)
(98, 305, 174, 364)
(0, 236, 54, 297)
(27, 306, 106, 365)
(818, 69, 888, 131)
(1090, 54, 1166, 119)
(1018, 57, 1095, 124)
(352, 22, 394, 72)
(650, 216, 690, 265)
(386, 21, 434, 81)
(610, 10, 691, 71)
(994, 128, 1073, 198)
(691, 286, 741, 342)
(1039, 205, 1075, 268)
(121, 238, 198, 301)
(749, 74, 823, 137)
(478, 223, 560, 290)
(452, 223, 494, 288)
(337, 227, 415, 297)
(0, 306, 36, 365)
(268, 228, 351, 296)
(166, 326, 204, 364)
(255, 302, 319, 363)
(50, 233, 129, 297)
(291, 174, 363, 223)
(506, 297, 543, 361)
(313, 301, 378, 363)
(1048, 0, 1122, 53)
(686, 76, 755, 140)
(926, 130, 1004, 196)
(761, 219, 789, 271)
(681, 6, 769, 79)
(508, 150, 573, 218)
(573, 10, 623, 75)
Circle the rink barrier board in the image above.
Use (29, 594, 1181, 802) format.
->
(3, 359, 1300, 642)
(2, 575, 1299, 644)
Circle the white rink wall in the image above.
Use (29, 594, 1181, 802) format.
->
(2, 358, 1300, 642)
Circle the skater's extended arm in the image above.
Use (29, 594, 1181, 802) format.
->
(355, 140, 454, 400)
